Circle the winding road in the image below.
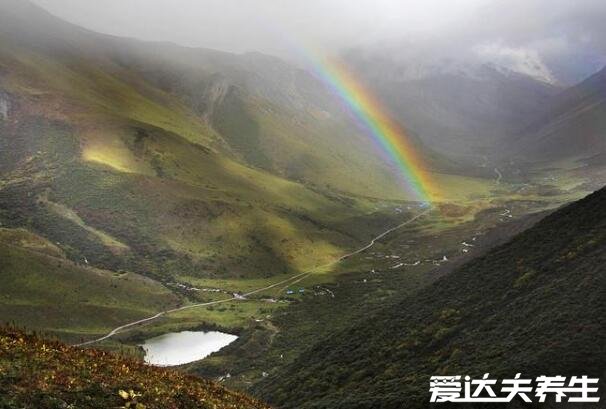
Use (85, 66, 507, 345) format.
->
(74, 207, 432, 347)
(494, 167, 503, 185)
(337, 208, 430, 261)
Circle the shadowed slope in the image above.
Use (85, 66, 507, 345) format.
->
(257, 187, 606, 408)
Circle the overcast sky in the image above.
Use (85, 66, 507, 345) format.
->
(31, 0, 606, 84)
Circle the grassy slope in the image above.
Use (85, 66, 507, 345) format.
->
(256, 187, 606, 408)
(187, 199, 548, 391)
(0, 8, 440, 344)
(114, 42, 467, 200)
(0, 327, 269, 409)
(3, 0, 578, 369)
(515, 66, 606, 162)
(0, 44, 384, 279)
(0, 228, 181, 342)
(0, 1, 503, 285)
(0, 35, 497, 285)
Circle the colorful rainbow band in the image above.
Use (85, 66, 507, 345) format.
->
(304, 54, 436, 203)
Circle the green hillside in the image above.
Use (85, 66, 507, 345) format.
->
(255, 187, 606, 408)
(0, 0, 495, 286)
(0, 16, 373, 280)
(0, 228, 181, 343)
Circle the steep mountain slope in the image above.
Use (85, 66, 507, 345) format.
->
(344, 51, 561, 155)
(0, 0, 457, 281)
(0, 228, 182, 342)
(256, 187, 606, 408)
(0, 326, 269, 409)
(0, 0, 452, 196)
(513, 66, 606, 162)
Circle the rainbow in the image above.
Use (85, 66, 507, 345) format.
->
(302, 54, 437, 203)
(248, 8, 436, 203)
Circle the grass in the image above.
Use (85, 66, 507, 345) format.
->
(167, 301, 281, 331)
(6, 47, 219, 148)
(178, 275, 298, 295)
(42, 198, 130, 251)
(186, 189, 566, 392)
(0, 28, 515, 287)
(427, 171, 497, 203)
(0, 227, 65, 258)
(254, 188, 606, 409)
(0, 326, 269, 409)
(0, 233, 180, 342)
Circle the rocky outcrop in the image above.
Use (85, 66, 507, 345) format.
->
(200, 76, 230, 121)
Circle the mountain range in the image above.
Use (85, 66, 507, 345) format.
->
(343, 48, 606, 172)
(0, 0, 437, 284)
(511, 66, 606, 163)
(0, 1, 605, 408)
(342, 50, 563, 156)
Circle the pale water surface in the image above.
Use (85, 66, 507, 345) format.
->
(140, 330, 238, 366)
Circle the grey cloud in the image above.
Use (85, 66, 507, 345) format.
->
(30, 0, 606, 82)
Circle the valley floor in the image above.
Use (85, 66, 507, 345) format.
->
(2, 149, 603, 406)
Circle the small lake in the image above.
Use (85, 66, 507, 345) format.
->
(140, 330, 238, 366)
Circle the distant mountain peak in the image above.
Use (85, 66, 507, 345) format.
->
(473, 44, 558, 85)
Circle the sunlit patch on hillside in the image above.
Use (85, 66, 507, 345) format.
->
(82, 131, 155, 175)
(83, 147, 133, 173)
(428, 172, 496, 203)
(160, 206, 345, 277)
